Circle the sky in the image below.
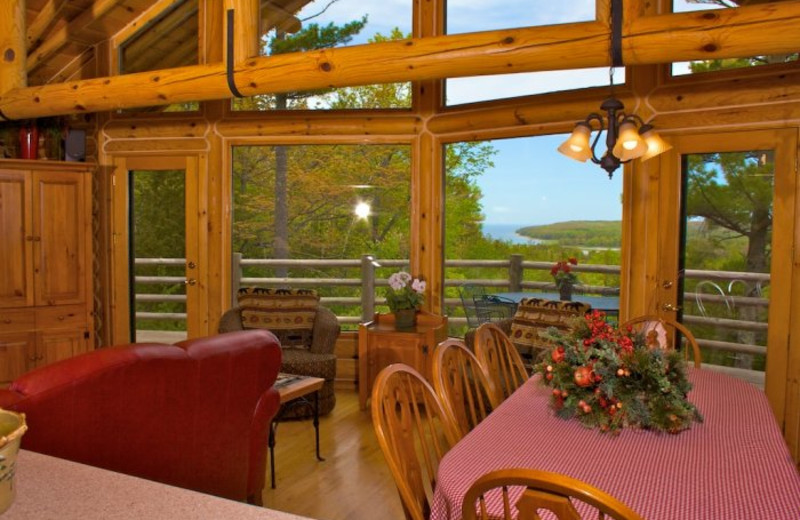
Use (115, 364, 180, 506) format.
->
(286, 0, 720, 227)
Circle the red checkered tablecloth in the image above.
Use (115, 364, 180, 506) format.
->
(430, 369, 800, 520)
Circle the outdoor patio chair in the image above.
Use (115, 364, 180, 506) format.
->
(459, 284, 516, 342)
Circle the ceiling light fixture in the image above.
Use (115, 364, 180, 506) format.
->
(557, 0, 672, 179)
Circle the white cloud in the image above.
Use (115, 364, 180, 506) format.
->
(446, 67, 623, 106)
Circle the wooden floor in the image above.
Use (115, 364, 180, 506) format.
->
(261, 388, 406, 520)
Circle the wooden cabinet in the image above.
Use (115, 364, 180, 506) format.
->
(358, 311, 448, 410)
(0, 160, 93, 386)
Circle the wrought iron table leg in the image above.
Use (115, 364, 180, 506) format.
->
(269, 420, 277, 489)
(314, 390, 325, 461)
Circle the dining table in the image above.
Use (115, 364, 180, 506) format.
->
(430, 369, 800, 520)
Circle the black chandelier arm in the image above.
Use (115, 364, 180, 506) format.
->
(582, 113, 605, 164)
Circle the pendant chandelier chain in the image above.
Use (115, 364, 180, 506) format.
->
(608, 2, 616, 97)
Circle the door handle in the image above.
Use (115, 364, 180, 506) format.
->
(662, 303, 681, 312)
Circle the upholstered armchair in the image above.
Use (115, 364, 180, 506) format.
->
(465, 298, 591, 362)
(219, 288, 340, 417)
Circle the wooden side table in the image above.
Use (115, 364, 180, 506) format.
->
(358, 311, 448, 410)
(269, 373, 325, 488)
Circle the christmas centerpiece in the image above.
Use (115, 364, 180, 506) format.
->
(385, 271, 425, 330)
(534, 310, 702, 434)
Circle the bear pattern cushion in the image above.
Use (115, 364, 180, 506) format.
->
(509, 298, 592, 350)
(238, 288, 319, 348)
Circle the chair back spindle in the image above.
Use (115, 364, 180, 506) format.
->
(432, 339, 500, 436)
(371, 364, 462, 520)
(620, 315, 702, 368)
(474, 323, 529, 402)
(462, 468, 644, 520)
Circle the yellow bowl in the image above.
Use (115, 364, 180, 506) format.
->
(0, 409, 27, 515)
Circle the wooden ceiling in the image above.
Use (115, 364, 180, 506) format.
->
(23, 0, 307, 87)
(25, 0, 159, 85)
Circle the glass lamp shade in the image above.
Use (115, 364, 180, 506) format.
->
(557, 123, 593, 162)
(612, 120, 647, 161)
(639, 127, 673, 161)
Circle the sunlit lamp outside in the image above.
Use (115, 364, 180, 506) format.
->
(354, 201, 371, 220)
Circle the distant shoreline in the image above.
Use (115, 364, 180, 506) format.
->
(482, 222, 621, 251)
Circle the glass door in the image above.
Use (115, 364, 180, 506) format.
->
(110, 156, 204, 344)
(129, 169, 189, 343)
(657, 129, 797, 429)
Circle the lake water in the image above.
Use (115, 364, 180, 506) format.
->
(482, 223, 543, 245)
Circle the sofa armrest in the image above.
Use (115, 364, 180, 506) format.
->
(0, 389, 22, 408)
(309, 306, 340, 355)
(218, 307, 245, 333)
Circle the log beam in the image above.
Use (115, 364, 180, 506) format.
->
(2, 2, 800, 120)
(225, 0, 259, 64)
(0, 0, 26, 96)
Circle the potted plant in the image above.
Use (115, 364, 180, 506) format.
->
(551, 257, 579, 301)
(385, 271, 425, 330)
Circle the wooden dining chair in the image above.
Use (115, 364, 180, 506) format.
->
(620, 315, 702, 368)
(474, 322, 529, 402)
(431, 339, 500, 437)
(371, 364, 462, 520)
(461, 468, 644, 520)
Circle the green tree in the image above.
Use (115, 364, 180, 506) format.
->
(685, 152, 773, 274)
(686, 2, 797, 72)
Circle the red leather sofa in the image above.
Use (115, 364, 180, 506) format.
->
(0, 330, 282, 504)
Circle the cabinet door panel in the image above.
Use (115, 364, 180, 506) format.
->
(0, 331, 35, 385)
(32, 171, 85, 305)
(373, 336, 426, 380)
(0, 171, 34, 308)
(38, 329, 88, 368)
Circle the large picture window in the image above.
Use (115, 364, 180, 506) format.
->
(231, 143, 412, 325)
(443, 135, 623, 337)
(233, 0, 412, 110)
(444, 0, 611, 105)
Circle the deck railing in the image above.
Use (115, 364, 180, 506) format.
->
(133, 255, 770, 369)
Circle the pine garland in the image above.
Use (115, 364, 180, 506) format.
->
(534, 311, 703, 434)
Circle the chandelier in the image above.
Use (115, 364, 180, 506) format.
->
(557, 0, 671, 179)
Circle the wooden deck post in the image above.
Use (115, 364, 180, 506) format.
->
(361, 255, 376, 323)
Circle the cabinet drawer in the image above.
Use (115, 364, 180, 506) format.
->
(0, 310, 35, 333)
(35, 305, 87, 330)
